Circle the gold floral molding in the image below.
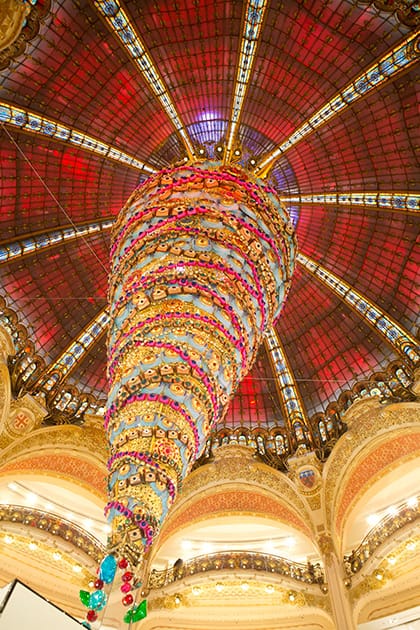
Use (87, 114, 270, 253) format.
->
(323, 399, 420, 538)
(157, 445, 315, 547)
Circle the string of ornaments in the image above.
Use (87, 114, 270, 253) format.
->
(79, 554, 147, 627)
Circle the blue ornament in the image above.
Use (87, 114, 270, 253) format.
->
(89, 589, 107, 611)
(99, 554, 117, 583)
(81, 623, 91, 629)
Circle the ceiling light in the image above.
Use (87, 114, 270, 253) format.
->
(284, 536, 296, 547)
(73, 565, 82, 573)
(174, 594, 181, 605)
(26, 492, 37, 505)
(265, 585, 274, 593)
(53, 551, 61, 561)
(83, 518, 93, 529)
(406, 540, 416, 551)
(407, 496, 418, 508)
(234, 149, 241, 156)
(374, 570, 384, 581)
(192, 586, 201, 595)
(4, 535, 14, 544)
(216, 145, 223, 152)
(387, 556, 396, 565)
(44, 502, 54, 511)
(241, 582, 249, 591)
(215, 583, 223, 592)
(288, 591, 296, 601)
(181, 539, 192, 551)
(387, 506, 398, 517)
(198, 148, 205, 155)
(367, 514, 381, 527)
(250, 158, 256, 165)
(28, 541, 38, 551)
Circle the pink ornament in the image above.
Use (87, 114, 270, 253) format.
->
(121, 582, 132, 593)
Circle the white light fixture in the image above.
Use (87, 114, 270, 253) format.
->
(387, 506, 398, 517)
(53, 551, 62, 561)
(215, 583, 223, 592)
(387, 556, 396, 565)
(73, 565, 82, 573)
(4, 535, 13, 544)
(367, 514, 381, 527)
(407, 496, 418, 508)
(265, 584, 274, 593)
(192, 585, 201, 595)
(28, 541, 38, 551)
(240, 582, 249, 591)
(181, 539, 193, 551)
(26, 492, 37, 505)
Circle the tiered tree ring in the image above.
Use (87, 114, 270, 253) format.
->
(106, 162, 296, 565)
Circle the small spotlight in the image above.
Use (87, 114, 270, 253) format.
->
(4, 535, 13, 544)
(374, 570, 384, 581)
(192, 585, 201, 595)
(198, 148, 205, 155)
(234, 149, 241, 156)
(241, 582, 249, 591)
(406, 541, 416, 551)
(250, 158, 256, 166)
(407, 496, 418, 508)
(183, 156, 189, 162)
(53, 551, 62, 561)
(387, 556, 396, 565)
(73, 565, 82, 573)
(174, 594, 182, 605)
(288, 591, 296, 601)
(216, 146, 223, 153)
(265, 585, 274, 594)
(215, 582, 223, 592)
(28, 541, 38, 551)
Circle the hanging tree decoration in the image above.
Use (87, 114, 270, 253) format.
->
(105, 160, 296, 582)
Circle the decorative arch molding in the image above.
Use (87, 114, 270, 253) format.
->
(322, 398, 420, 546)
(0, 422, 108, 499)
(156, 446, 316, 556)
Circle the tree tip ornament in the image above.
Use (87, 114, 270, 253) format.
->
(102, 161, 295, 620)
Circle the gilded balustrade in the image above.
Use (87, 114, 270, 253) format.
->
(344, 496, 419, 576)
(148, 551, 325, 589)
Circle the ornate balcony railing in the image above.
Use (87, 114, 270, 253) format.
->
(0, 504, 105, 562)
(148, 551, 325, 589)
(344, 496, 419, 576)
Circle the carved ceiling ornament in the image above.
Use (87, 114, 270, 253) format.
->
(323, 397, 420, 541)
(0, 0, 51, 70)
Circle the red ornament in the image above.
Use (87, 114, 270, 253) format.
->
(118, 557, 129, 569)
(122, 593, 134, 606)
(87, 610, 98, 622)
(94, 578, 104, 589)
(122, 571, 133, 582)
(121, 582, 132, 593)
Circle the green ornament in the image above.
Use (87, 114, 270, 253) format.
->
(133, 600, 147, 622)
(124, 600, 147, 624)
(79, 590, 91, 608)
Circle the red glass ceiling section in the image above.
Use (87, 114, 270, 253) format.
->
(276, 266, 393, 415)
(0, 133, 137, 240)
(297, 207, 419, 334)
(0, 0, 417, 424)
(240, 0, 409, 151)
(125, 0, 242, 139)
(0, 1, 175, 162)
(276, 72, 419, 196)
(1, 233, 109, 360)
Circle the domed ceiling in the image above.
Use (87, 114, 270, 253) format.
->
(0, 0, 418, 438)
